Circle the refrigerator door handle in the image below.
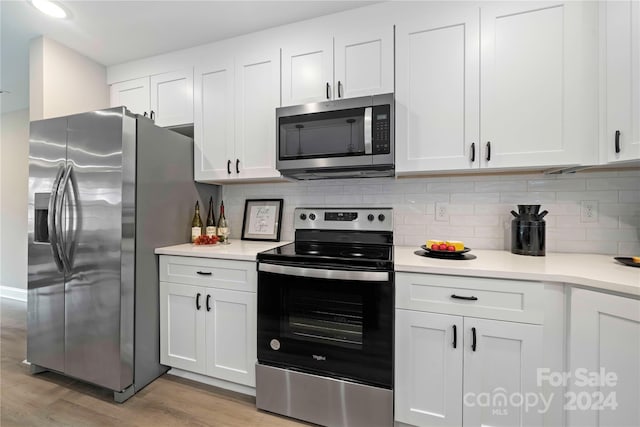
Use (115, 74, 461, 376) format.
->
(55, 164, 74, 273)
(48, 166, 66, 272)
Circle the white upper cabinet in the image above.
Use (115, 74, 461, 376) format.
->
(194, 48, 280, 183)
(281, 37, 334, 106)
(396, 1, 597, 174)
(396, 6, 480, 173)
(150, 68, 194, 127)
(480, 1, 595, 169)
(601, 0, 640, 163)
(110, 68, 194, 128)
(234, 48, 281, 180)
(334, 26, 394, 100)
(194, 59, 235, 182)
(281, 26, 394, 106)
(110, 77, 150, 116)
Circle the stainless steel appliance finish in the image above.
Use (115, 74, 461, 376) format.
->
(276, 93, 394, 180)
(27, 107, 213, 402)
(256, 363, 393, 427)
(257, 207, 394, 426)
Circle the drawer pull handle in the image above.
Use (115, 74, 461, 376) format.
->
(452, 325, 457, 349)
(196, 271, 212, 276)
(472, 327, 477, 351)
(615, 130, 621, 153)
(451, 294, 478, 301)
(206, 294, 212, 312)
(196, 293, 201, 310)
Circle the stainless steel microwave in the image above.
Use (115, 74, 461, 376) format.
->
(276, 93, 394, 180)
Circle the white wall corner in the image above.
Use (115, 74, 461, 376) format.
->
(0, 286, 27, 302)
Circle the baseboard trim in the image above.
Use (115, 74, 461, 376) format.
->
(0, 286, 27, 302)
(167, 368, 256, 397)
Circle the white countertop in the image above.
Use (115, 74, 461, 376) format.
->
(155, 240, 289, 262)
(394, 247, 640, 297)
(155, 241, 639, 297)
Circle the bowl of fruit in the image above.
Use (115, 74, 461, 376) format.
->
(421, 240, 470, 255)
(193, 235, 220, 245)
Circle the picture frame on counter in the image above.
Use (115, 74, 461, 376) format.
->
(241, 199, 284, 241)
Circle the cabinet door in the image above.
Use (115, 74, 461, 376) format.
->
(150, 68, 194, 127)
(205, 289, 257, 386)
(480, 1, 596, 168)
(109, 77, 150, 116)
(159, 282, 206, 374)
(602, 0, 640, 163)
(194, 60, 235, 182)
(395, 310, 463, 427)
(568, 288, 640, 427)
(334, 26, 394, 99)
(463, 317, 543, 427)
(281, 37, 333, 106)
(395, 6, 480, 173)
(234, 49, 281, 180)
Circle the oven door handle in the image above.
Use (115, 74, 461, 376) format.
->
(258, 263, 389, 282)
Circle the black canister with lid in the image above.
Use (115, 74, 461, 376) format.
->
(510, 204, 547, 256)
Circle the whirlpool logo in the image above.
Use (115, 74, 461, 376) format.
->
(312, 355, 327, 361)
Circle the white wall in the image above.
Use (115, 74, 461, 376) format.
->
(222, 169, 640, 256)
(0, 108, 29, 289)
(30, 36, 108, 121)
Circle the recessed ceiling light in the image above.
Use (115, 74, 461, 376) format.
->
(30, 0, 68, 19)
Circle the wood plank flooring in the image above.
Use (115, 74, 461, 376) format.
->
(0, 298, 310, 426)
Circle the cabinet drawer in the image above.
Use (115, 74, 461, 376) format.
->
(160, 256, 256, 292)
(396, 273, 545, 324)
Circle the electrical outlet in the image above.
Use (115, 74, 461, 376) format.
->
(581, 200, 598, 223)
(435, 203, 449, 222)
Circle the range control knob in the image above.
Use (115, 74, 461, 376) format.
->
(309, 213, 316, 221)
(378, 214, 386, 222)
(367, 214, 375, 221)
(299, 213, 307, 220)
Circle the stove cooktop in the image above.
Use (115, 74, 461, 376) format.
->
(258, 241, 393, 271)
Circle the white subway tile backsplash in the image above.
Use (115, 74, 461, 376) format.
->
(451, 192, 500, 203)
(528, 178, 586, 192)
(587, 177, 640, 190)
(619, 191, 640, 203)
(222, 170, 640, 255)
(499, 192, 557, 203)
(475, 180, 527, 192)
(556, 190, 619, 203)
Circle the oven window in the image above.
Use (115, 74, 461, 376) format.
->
(283, 287, 363, 350)
(279, 108, 365, 160)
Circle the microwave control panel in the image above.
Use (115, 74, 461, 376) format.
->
(372, 105, 391, 155)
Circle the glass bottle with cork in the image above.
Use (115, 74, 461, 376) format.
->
(216, 200, 230, 244)
(205, 197, 216, 237)
(191, 201, 203, 243)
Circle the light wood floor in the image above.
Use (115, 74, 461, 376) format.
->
(0, 298, 310, 427)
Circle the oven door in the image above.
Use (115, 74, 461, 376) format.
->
(257, 263, 393, 388)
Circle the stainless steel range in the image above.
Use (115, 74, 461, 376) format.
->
(256, 207, 394, 427)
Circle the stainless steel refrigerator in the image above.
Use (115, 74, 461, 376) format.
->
(27, 107, 215, 402)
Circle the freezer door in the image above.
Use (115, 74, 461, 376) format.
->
(63, 108, 135, 391)
(27, 117, 68, 372)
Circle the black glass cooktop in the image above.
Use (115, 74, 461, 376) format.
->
(258, 241, 393, 271)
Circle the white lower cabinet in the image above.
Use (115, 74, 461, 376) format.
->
(567, 288, 640, 427)
(395, 272, 545, 427)
(159, 256, 257, 388)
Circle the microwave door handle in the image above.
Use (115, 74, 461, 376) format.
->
(364, 107, 372, 154)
